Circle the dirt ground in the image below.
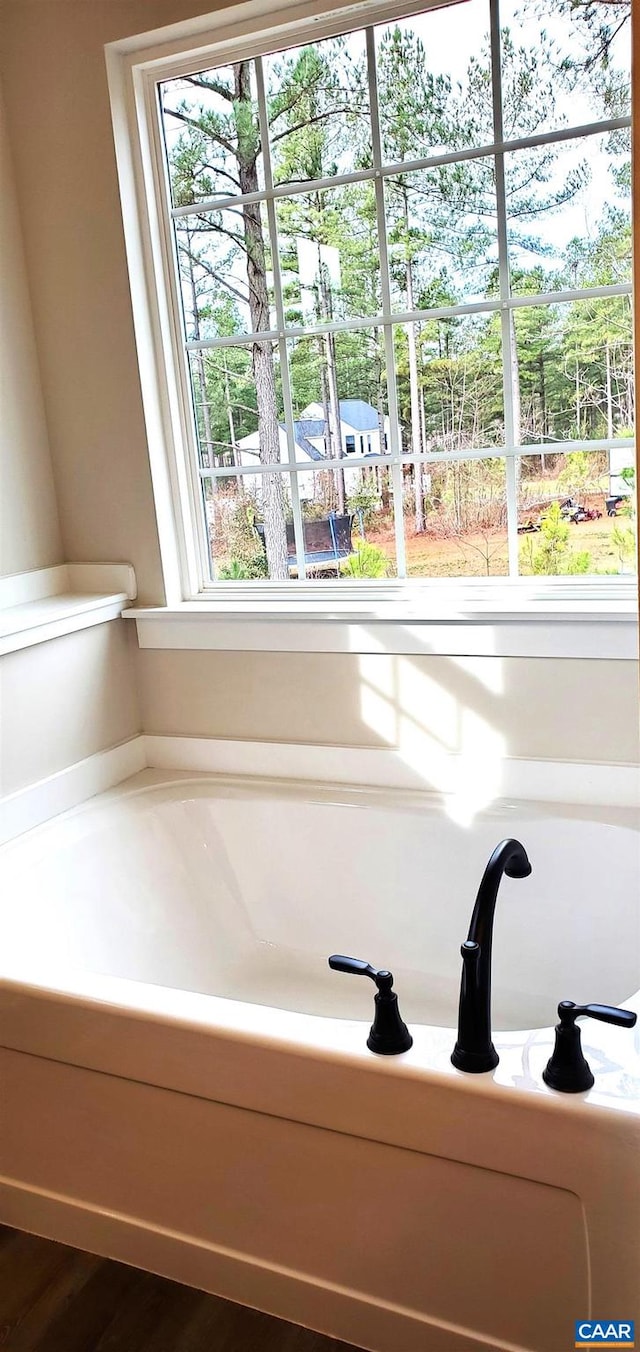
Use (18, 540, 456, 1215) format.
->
(365, 512, 634, 578)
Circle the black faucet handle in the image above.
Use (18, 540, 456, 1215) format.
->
(558, 1000, 637, 1029)
(543, 1000, 637, 1093)
(328, 954, 393, 992)
(328, 955, 412, 1054)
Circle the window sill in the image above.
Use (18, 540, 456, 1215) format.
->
(125, 579, 639, 658)
(0, 564, 137, 656)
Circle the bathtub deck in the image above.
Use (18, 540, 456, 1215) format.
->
(0, 1226, 361, 1351)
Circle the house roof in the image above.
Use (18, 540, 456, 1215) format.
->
(336, 400, 379, 432)
(298, 400, 379, 433)
(293, 420, 325, 460)
(295, 417, 325, 439)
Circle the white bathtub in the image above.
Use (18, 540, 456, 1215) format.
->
(0, 770, 638, 1352)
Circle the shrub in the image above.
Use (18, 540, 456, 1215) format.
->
(347, 485, 383, 526)
(564, 550, 591, 574)
(340, 541, 391, 578)
(218, 559, 252, 580)
(523, 502, 592, 576)
(610, 525, 636, 572)
(529, 501, 570, 574)
(218, 500, 268, 579)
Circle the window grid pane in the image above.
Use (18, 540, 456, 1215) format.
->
(158, 0, 634, 585)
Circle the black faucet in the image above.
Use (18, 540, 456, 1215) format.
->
(451, 839, 532, 1074)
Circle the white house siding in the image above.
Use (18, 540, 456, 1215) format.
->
(609, 446, 635, 497)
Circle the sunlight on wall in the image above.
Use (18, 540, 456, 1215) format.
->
(358, 651, 507, 827)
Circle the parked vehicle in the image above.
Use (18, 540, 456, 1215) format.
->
(560, 498, 602, 524)
(518, 495, 603, 535)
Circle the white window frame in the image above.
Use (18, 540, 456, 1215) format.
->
(105, 0, 638, 656)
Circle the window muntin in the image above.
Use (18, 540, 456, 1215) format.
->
(157, 0, 634, 586)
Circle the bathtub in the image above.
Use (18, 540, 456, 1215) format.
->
(0, 769, 638, 1352)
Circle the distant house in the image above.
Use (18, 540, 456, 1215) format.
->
(609, 446, 635, 498)
(237, 399, 389, 500)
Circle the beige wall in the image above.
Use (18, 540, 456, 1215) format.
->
(0, 0, 239, 607)
(0, 621, 140, 796)
(0, 7, 160, 797)
(0, 78, 61, 576)
(137, 649, 639, 763)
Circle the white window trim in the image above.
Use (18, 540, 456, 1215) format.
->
(123, 575, 639, 658)
(105, 0, 638, 658)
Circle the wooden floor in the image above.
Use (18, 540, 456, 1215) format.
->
(0, 1226, 364, 1351)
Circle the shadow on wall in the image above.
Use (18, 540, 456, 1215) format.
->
(357, 640, 506, 827)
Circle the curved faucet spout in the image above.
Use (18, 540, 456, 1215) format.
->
(467, 838, 532, 950)
(451, 839, 531, 1074)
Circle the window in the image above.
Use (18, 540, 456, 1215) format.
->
(112, 0, 634, 594)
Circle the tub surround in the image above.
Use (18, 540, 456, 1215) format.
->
(2, 735, 639, 847)
(0, 563, 140, 800)
(0, 1049, 596, 1352)
(0, 737, 146, 846)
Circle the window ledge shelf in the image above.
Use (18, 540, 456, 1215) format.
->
(124, 583, 639, 659)
(0, 564, 137, 657)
